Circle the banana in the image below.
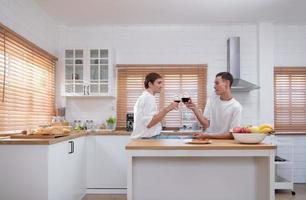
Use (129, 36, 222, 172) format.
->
(259, 127, 273, 134)
(259, 124, 273, 131)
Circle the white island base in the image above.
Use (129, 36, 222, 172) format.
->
(126, 139, 276, 200)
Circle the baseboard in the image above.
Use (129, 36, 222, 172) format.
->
(86, 188, 127, 194)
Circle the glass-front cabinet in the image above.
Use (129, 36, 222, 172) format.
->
(65, 49, 84, 95)
(64, 49, 111, 96)
(89, 49, 109, 95)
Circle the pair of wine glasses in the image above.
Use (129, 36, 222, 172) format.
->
(173, 92, 191, 104)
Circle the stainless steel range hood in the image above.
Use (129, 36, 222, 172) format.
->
(227, 37, 260, 92)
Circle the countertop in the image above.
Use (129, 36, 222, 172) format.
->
(0, 129, 202, 145)
(0, 130, 132, 145)
(126, 139, 277, 150)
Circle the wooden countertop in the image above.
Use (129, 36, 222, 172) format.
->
(88, 130, 131, 135)
(0, 130, 131, 145)
(126, 139, 277, 150)
(0, 132, 86, 145)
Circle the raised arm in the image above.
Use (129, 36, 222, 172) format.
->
(185, 99, 209, 129)
(147, 102, 178, 128)
(193, 132, 233, 139)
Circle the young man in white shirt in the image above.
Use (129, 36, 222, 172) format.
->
(131, 72, 179, 139)
(186, 72, 242, 139)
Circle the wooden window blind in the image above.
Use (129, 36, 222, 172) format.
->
(117, 64, 207, 129)
(0, 23, 57, 132)
(274, 67, 306, 133)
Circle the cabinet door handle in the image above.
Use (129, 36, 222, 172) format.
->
(68, 141, 74, 154)
(83, 85, 86, 95)
(87, 85, 90, 95)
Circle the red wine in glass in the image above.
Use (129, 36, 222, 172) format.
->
(173, 94, 181, 105)
(182, 92, 190, 103)
(181, 97, 190, 103)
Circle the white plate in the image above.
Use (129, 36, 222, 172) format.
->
(185, 139, 211, 144)
(160, 130, 175, 133)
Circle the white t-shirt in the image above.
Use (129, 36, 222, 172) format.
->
(131, 90, 162, 139)
(203, 94, 242, 133)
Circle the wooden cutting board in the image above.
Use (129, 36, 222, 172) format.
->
(10, 133, 70, 139)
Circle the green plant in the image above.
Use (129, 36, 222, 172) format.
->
(106, 116, 116, 125)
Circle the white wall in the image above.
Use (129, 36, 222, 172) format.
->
(0, 0, 59, 56)
(258, 23, 274, 125)
(59, 24, 259, 125)
(275, 24, 306, 66)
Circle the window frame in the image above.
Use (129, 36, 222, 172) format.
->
(274, 66, 306, 133)
(0, 22, 57, 133)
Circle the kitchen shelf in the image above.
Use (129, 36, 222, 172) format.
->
(274, 137, 295, 195)
(275, 161, 293, 165)
(275, 176, 294, 190)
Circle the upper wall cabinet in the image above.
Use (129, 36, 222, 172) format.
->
(65, 49, 85, 96)
(64, 49, 113, 97)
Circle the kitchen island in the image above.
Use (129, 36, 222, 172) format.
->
(126, 139, 276, 200)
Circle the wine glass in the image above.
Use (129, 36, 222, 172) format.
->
(181, 92, 190, 103)
(173, 94, 181, 103)
(173, 94, 181, 110)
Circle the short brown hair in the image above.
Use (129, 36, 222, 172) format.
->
(216, 72, 233, 87)
(144, 72, 162, 89)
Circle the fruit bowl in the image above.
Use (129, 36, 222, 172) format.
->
(232, 133, 266, 144)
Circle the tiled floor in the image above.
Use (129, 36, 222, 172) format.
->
(275, 184, 306, 200)
(84, 184, 305, 200)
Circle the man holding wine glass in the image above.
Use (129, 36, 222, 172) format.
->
(131, 72, 179, 139)
(185, 72, 242, 139)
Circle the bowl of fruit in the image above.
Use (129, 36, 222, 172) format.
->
(231, 124, 274, 144)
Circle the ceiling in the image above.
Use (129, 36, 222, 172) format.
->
(34, 0, 306, 26)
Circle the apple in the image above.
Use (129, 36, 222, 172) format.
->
(240, 127, 246, 133)
(239, 127, 251, 133)
(245, 127, 251, 133)
(239, 127, 244, 133)
(233, 127, 241, 133)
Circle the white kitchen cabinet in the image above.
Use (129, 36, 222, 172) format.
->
(0, 137, 86, 200)
(0, 135, 129, 199)
(49, 137, 86, 200)
(64, 49, 113, 96)
(0, 145, 49, 200)
(86, 135, 130, 190)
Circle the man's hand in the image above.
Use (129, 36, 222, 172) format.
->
(193, 132, 234, 139)
(185, 98, 197, 111)
(192, 133, 208, 140)
(185, 98, 209, 130)
(166, 101, 179, 111)
(147, 101, 179, 128)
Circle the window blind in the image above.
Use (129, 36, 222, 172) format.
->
(274, 67, 306, 133)
(0, 23, 57, 132)
(117, 65, 207, 129)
